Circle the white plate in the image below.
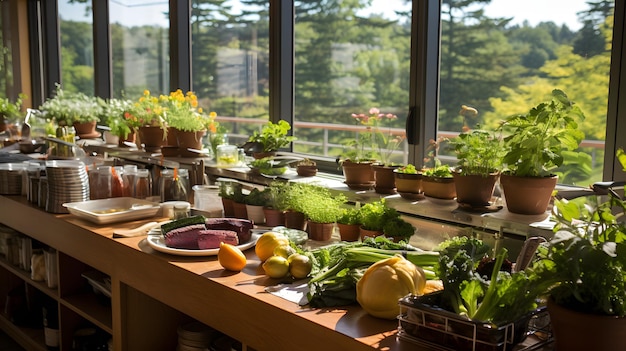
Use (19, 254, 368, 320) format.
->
(146, 232, 259, 256)
(63, 197, 160, 225)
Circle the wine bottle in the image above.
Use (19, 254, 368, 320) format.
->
(42, 300, 60, 351)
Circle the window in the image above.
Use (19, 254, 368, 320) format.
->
(293, 0, 411, 164)
(110, 0, 170, 98)
(438, 0, 613, 185)
(59, 0, 94, 95)
(190, 0, 270, 145)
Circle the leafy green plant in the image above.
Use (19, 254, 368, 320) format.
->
(337, 207, 361, 226)
(100, 98, 134, 138)
(0, 94, 26, 123)
(530, 149, 626, 316)
(245, 187, 271, 206)
(38, 84, 101, 125)
(499, 89, 585, 177)
(248, 120, 296, 152)
(395, 164, 419, 174)
(293, 183, 347, 223)
(421, 163, 453, 178)
(449, 126, 504, 176)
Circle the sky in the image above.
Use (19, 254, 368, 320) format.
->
(60, 0, 590, 30)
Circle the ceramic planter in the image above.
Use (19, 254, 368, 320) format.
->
(500, 174, 557, 215)
(359, 226, 383, 241)
(548, 298, 626, 351)
(453, 172, 499, 207)
(307, 221, 334, 241)
(296, 165, 318, 177)
(221, 197, 235, 217)
(337, 223, 360, 242)
(341, 161, 374, 190)
(232, 201, 248, 219)
(177, 129, 207, 157)
(245, 204, 265, 225)
(263, 207, 285, 227)
(138, 126, 165, 152)
(422, 176, 456, 200)
(373, 165, 398, 194)
(395, 172, 423, 200)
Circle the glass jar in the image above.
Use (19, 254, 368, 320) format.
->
(93, 166, 112, 199)
(159, 168, 188, 202)
(132, 169, 152, 199)
(216, 144, 238, 166)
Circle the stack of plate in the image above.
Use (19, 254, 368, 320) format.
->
(177, 321, 216, 351)
(45, 160, 90, 213)
(0, 163, 28, 195)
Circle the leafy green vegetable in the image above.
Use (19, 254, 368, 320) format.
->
(306, 236, 439, 307)
(436, 236, 549, 325)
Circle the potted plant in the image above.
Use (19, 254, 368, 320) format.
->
(295, 158, 318, 177)
(247, 120, 296, 159)
(265, 181, 290, 226)
(336, 207, 361, 241)
(420, 137, 456, 200)
(269, 181, 306, 230)
(39, 85, 102, 138)
(529, 150, 626, 350)
(449, 114, 505, 207)
(99, 97, 135, 146)
(297, 183, 347, 241)
(124, 90, 169, 152)
(498, 89, 585, 215)
(0, 94, 25, 134)
(218, 179, 242, 217)
(339, 107, 405, 192)
(358, 199, 414, 242)
(244, 187, 270, 224)
(164, 89, 217, 157)
(394, 164, 423, 200)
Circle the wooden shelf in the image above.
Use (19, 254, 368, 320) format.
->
(0, 314, 46, 351)
(61, 293, 112, 333)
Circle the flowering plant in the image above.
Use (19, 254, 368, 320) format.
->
(123, 90, 167, 130)
(340, 107, 404, 165)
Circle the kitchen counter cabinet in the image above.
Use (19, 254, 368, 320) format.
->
(0, 195, 415, 351)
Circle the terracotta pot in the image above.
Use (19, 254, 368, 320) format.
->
(548, 298, 626, 351)
(342, 161, 374, 190)
(138, 126, 166, 152)
(296, 165, 318, 177)
(373, 165, 398, 194)
(245, 204, 265, 225)
(232, 201, 248, 219)
(337, 223, 360, 242)
(422, 176, 456, 199)
(359, 226, 384, 241)
(500, 174, 557, 215)
(394, 172, 422, 193)
(453, 172, 499, 207)
(284, 210, 306, 231)
(307, 221, 334, 241)
(116, 131, 136, 147)
(73, 121, 99, 139)
(263, 208, 285, 227)
(221, 197, 235, 217)
(177, 129, 206, 157)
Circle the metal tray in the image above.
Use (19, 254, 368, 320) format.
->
(63, 197, 160, 224)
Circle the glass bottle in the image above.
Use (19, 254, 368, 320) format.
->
(133, 169, 152, 199)
(160, 168, 188, 202)
(94, 166, 112, 199)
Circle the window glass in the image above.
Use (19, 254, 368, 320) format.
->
(293, 0, 411, 164)
(110, 0, 170, 98)
(191, 0, 270, 146)
(438, 0, 613, 185)
(59, 0, 94, 95)
(0, 2, 13, 99)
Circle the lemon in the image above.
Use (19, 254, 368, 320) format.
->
(273, 244, 296, 259)
(262, 255, 290, 278)
(255, 232, 289, 262)
(288, 254, 312, 279)
(218, 242, 247, 272)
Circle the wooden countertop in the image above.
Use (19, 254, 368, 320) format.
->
(0, 195, 424, 351)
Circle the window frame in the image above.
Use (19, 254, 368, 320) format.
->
(21, 0, 626, 182)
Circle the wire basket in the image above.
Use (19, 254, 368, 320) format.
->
(397, 293, 552, 351)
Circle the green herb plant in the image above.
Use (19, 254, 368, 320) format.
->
(38, 84, 101, 125)
(530, 148, 626, 316)
(499, 89, 585, 177)
(245, 188, 271, 206)
(248, 120, 296, 153)
(395, 164, 419, 174)
(337, 207, 361, 226)
(100, 98, 134, 138)
(0, 93, 26, 123)
(449, 126, 504, 176)
(293, 183, 347, 223)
